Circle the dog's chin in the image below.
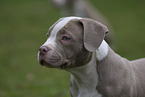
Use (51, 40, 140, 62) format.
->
(39, 59, 71, 69)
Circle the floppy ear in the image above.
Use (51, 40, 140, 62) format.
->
(80, 18, 109, 51)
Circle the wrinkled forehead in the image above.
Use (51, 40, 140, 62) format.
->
(47, 17, 82, 37)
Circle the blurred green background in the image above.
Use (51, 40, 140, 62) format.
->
(0, 0, 145, 97)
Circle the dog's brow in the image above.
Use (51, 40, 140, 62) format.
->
(48, 17, 82, 39)
(44, 17, 83, 47)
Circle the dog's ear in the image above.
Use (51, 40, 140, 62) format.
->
(80, 18, 109, 51)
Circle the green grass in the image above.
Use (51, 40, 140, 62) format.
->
(0, 0, 145, 97)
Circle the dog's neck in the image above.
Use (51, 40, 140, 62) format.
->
(67, 53, 102, 97)
(66, 40, 108, 97)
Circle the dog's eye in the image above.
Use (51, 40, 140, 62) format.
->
(62, 36, 71, 41)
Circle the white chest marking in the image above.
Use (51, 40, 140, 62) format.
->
(96, 40, 109, 61)
(43, 17, 82, 47)
(67, 53, 102, 97)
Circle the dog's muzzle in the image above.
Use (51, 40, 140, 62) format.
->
(38, 46, 51, 66)
(38, 46, 70, 69)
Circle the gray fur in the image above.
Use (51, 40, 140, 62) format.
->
(96, 46, 145, 97)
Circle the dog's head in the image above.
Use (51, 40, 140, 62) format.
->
(38, 17, 108, 69)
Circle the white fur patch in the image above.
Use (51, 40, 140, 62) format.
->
(96, 40, 109, 61)
(67, 53, 102, 97)
(43, 17, 82, 48)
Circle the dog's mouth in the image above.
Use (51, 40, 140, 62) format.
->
(38, 51, 72, 69)
(39, 59, 51, 67)
(39, 57, 71, 69)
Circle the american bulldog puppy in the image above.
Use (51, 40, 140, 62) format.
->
(38, 17, 145, 97)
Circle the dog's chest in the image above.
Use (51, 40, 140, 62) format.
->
(70, 74, 102, 97)
(68, 53, 102, 97)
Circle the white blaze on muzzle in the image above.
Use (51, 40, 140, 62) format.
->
(42, 17, 82, 48)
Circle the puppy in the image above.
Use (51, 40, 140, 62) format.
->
(38, 17, 145, 97)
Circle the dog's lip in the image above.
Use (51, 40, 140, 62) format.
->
(39, 60, 71, 69)
(38, 53, 61, 66)
(39, 58, 66, 68)
(38, 53, 71, 68)
(39, 60, 55, 68)
(39, 60, 45, 66)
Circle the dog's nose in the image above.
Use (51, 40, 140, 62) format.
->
(39, 46, 49, 54)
